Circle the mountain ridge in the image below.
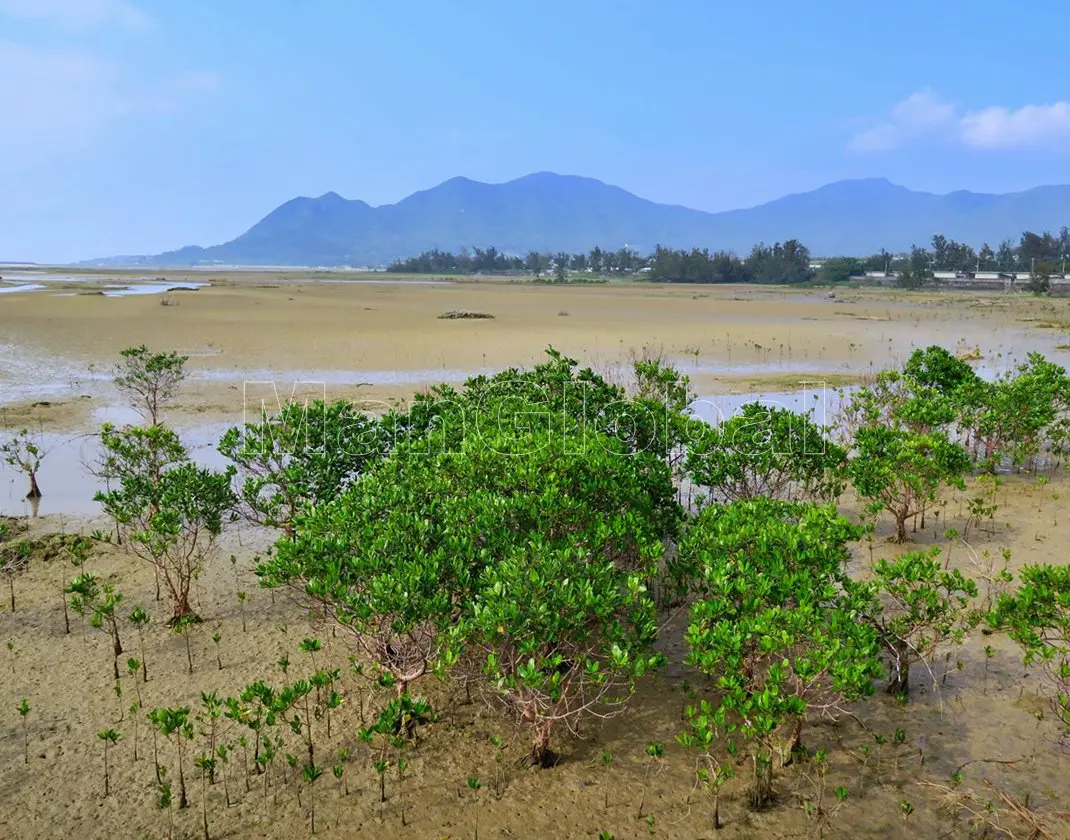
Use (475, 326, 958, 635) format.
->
(82, 174, 1070, 267)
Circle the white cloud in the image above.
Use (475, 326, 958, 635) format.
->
(0, 0, 151, 31)
(850, 91, 1070, 152)
(960, 102, 1070, 150)
(849, 90, 956, 151)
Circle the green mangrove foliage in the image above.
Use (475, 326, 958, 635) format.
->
(857, 549, 979, 697)
(219, 399, 387, 534)
(97, 459, 236, 622)
(1, 428, 45, 499)
(677, 499, 882, 808)
(686, 402, 845, 503)
(991, 564, 1070, 740)
(847, 425, 971, 542)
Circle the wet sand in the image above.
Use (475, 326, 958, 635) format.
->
(1, 277, 1070, 838)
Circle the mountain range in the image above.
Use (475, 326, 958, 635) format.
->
(84, 173, 1070, 267)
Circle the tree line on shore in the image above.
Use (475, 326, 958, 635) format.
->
(386, 227, 1070, 288)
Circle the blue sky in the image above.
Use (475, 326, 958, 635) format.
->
(3, 0, 1070, 262)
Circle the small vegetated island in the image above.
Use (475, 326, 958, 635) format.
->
(2, 342, 1069, 838)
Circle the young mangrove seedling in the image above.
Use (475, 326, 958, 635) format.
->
(212, 630, 223, 670)
(199, 692, 224, 781)
(97, 728, 121, 797)
(372, 757, 390, 822)
(158, 771, 175, 840)
(467, 776, 483, 840)
(333, 747, 350, 796)
(237, 591, 247, 633)
(128, 606, 150, 681)
(302, 762, 325, 834)
(602, 750, 613, 810)
(215, 743, 232, 806)
(129, 701, 141, 761)
(126, 659, 143, 707)
(67, 573, 125, 680)
(193, 753, 217, 840)
(153, 706, 193, 808)
(174, 615, 197, 674)
(638, 742, 665, 819)
(397, 755, 410, 826)
(298, 637, 322, 672)
(17, 698, 30, 763)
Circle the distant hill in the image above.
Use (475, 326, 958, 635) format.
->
(84, 173, 1070, 267)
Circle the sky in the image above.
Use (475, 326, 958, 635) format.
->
(3, 0, 1070, 263)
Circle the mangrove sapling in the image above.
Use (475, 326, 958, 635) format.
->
(466, 776, 483, 840)
(373, 756, 389, 822)
(302, 763, 325, 834)
(114, 678, 124, 722)
(95, 443, 236, 623)
(983, 645, 995, 695)
(6, 639, 14, 674)
(847, 424, 971, 543)
(175, 615, 197, 674)
(17, 698, 29, 764)
(194, 754, 216, 840)
(215, 744, 232, 806)
(128, 606, 150, 681)
(231, 681, 278, 781)
(892, 729, 907, 777)
(310, 668, 342, 738)
(112, 345, 189, 426)
(97, 728, 121, 797)
(237, 591, 247, 633)
(696, 761, 734, 831)
(129, 701, 141, 761)
(298, 638, 322, 678)
(279, 678, 316, 766)
(286, 753, 300, 789)
(212, 631, 223, 670)
(1, 427, 46, 498)
(862, 548, 979, 698)
(148, 708, 164, 785)
(257, 736, 282, 802)
(127, 659, 143, 707)
(66, 573, 125, 679)
(396, 755, 409, 826)
(333, 748, 350, 796)
(678, 716, 734, 830)
(153, 706, 194, 808)
(57, 534, 96, 630)
(637, 742, 664, 819)
(237, 736, 250, 792)
(158, 771, 175, 840)
(199, 692, 223, 781)
(489, 734, 504, 799)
